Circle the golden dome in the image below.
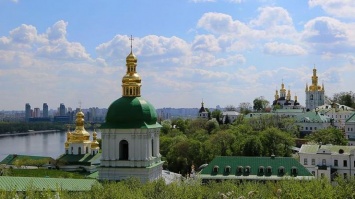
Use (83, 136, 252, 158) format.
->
(70, 110, 90, 143)
(126, 51, 137, 63)
(121, 36, 142, 97)
(91, 130, 100, 148)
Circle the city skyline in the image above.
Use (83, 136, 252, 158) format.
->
(1, 0, 355, 110)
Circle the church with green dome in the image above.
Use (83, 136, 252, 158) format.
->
(98, 39, 163, 182)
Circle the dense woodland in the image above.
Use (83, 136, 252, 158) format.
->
(1, 177, 355, 199)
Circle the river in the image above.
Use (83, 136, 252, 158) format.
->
(0, 130, 101, 161)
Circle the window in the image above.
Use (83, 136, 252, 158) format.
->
(310, 127, 313, 130)
(213, 166, 219, 173)
(119, 140, 129, 160)
(267, 166, 272, 174)
(311, 171, 315, 176)
(304, 158, 308, 165)
(237, 166, 243, 173)
(311, 159, 315, 165)
(278, 166, 285, 175)
(291, 167, 298, 176)
(315, 127, 317, 130)
(245, 166, 251, 173)
(344, 160, 348, 167)
(78, 147, 81, 155)
(334, 160, 338, 167)
(322, 159, 326, 165)
(259, 166, 264, 174)
(225, 166, 231, 173)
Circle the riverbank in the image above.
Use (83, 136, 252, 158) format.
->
(0, 130, 60, 137)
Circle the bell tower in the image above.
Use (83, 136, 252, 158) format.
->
(305, 66, 325, 111)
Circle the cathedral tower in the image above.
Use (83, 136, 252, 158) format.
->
(305, 67, 325, 111)
(98, 36, 163, 182)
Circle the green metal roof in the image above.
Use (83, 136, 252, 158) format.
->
(346, 112, 355, 123)
(296, 111, 330, 123)
(0, 154, 53, 165)
(299, 144, 355, 154)
(274, 109, 304, 113)
(0, 176, 98, 191)
(57, 153, 101, 165)
(101, 96, 161, 129)
(200, 156, 312, 180)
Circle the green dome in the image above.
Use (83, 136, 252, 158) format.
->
(101, 97, 161, 129)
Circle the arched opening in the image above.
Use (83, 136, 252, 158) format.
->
(78, 147, 81, 155)
(119, 140, 129, 160)
(151, 139, 154, 157)
(310, 94, 313, 100)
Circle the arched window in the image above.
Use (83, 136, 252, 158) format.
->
(119, 140, 129, 160)
(310, 94, 313, 100)
(78, 147, 81, 155)
(151, 139, 154, 157)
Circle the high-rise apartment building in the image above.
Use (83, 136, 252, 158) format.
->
(33, 108, 40, 118)
(43, 103, 48, 118)
(25, 103, 31, 121)
(59, 103, 66, 116)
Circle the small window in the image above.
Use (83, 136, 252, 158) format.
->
(339, 149, 344, 154)
(344, 160, 348, 167)
(322, 159, 326, 165)
(213, 166, 219, 173)
(267, 166, 272, 174)
(306, 127, 308, 130)
(259, 166, 264, 173)
(291, 167, 298, 175)
(304, 158, 308, 165)
(334, 160, 338, 167)
(311, 159, 315, 165)
(245, 166, 251, 173)
(278, 166, 285, 175)
(315, 127, 317, 130)
(237, 166, 243, 173)
(310, 127, 312, 130)
(225, 166, 231, 173)
(311, 171, 315, 176)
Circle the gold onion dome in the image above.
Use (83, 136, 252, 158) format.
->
(71, 110, 90, 143)
(91, 130, 99, 148)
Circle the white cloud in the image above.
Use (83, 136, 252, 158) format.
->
(192, 34, 221, 52)
(264, 42, 307, 56)
(301, 17, 355, 54)
(309, 0, 355, 18)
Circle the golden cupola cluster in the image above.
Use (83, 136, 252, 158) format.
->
(306, 67, 324, 92)
(65, 110, 100, 151)
(122, 37, 142, 97)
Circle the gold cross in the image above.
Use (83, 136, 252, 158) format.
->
(129, 35, 134, 51)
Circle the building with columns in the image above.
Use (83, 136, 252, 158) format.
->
(98, 44, 163, 182)
(305, 67, 325, 111)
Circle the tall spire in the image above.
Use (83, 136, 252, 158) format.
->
(122, 35, 142, 97)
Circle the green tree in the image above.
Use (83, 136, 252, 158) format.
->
(306, 127, 347, 145)
(260, 127, 294, 157)
(238, 102, 251, 114)
(329, 91, 355, 108)
(253, 96, 269, 112)
(241, 136, 263, 156)
(211, 109, 222, 120)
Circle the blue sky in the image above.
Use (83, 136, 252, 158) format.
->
(1, 0, 355, 110)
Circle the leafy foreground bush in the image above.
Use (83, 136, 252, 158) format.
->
(1, 177, 355, 199)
